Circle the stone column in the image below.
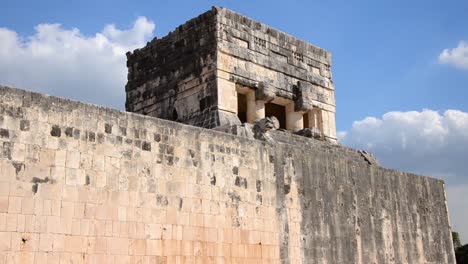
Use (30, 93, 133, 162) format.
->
(246, 91, 265, 123)
(302, 110, 311, 129)
(304, 109, 314, 129)
(286, 103, 304, 131)
(310, 107, 324, 132)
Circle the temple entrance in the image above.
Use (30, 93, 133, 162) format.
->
(303, 112, 309, 128)
(237, 93, 247, 123)
(265, 102, 286, 129)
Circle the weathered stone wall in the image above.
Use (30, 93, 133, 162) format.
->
(126, 10, 220, 128)
(125, 7, 337, 141)
(0, 86, 455, 263)
(215, 7, 337, 141)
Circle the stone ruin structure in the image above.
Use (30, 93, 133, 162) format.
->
(0, 6, 456, 264)
(125, 7, 336, 142)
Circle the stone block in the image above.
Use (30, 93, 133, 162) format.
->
(107, 237, 128, 255)
(65, 151, 80, 169)
(146, 239, 163, 256)
(17, 252, 35, 264)
(217, 79, 237, 113)
(0, 183, 9, 197)
(39, 148, 55, 167)
(65, 168, 86, 186)
(38, 233, 54, 252)
(64, 235, 87, 253)
(18, 233, 39, 252)
(0, 232, 11, 251)
(11, 143, 26, 162)
(255, 81, 276, 102)
(54, 150, 66, 167)
(294, 82, 315, 112)
(46, 216, 60, 234)
(24, 215, 35, 233)
(21, 197, 34, 215)
(0, 197, 8, 213)
(8, 196, 22, 214)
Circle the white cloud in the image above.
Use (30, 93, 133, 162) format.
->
(339, 109, 468, 243)
(439, 41, 468, 70)
(0, 17, 155, 109)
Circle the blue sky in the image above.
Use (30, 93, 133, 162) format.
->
(1, 0, 468, 242)
(3, 0, 468, 130)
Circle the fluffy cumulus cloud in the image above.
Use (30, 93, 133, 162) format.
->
(0, 17, 155, 109)
(339, 109, 468, 242)
(439, 41, 468, 70)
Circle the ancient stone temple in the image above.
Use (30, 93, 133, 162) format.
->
(0, 6, 456, 264)
(125, 7, 337, 142)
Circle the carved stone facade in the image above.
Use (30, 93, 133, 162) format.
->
(126, 7, 337, 142)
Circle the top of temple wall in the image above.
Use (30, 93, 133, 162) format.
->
(213, 6, 332, 66)
(130, 6, 331, 66)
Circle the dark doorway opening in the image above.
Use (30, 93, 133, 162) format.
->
(303, 112, 309, 128)
(237, 93, 247, 123)
(265, 102, 286, 129)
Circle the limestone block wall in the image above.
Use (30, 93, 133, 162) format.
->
(215, 7, 337, 141)
(125, 7, 337, 141)
(125, 10, 220, 128)
(0, 85, 455, 263)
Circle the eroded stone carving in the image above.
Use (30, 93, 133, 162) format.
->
(294, 127, 323, 140)
(255, 81, 276, 102)
(294, 81, 315, 112)
(251, 116, 279, 141)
